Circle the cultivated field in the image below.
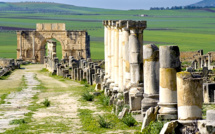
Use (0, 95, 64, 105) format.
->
(0, 3, 214, 60)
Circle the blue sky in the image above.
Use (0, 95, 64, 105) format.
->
(0, 0, 202, 10)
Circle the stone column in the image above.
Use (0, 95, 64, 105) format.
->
(19, 32, 23, 59)
(32, 31, 36, 63)
(123, 27, 130, 89)
(114, 22, 119, 89)
(103, 21, 109, 78)
(138, 28, 144, 83)
(107, 20, 112, 82)
(208, 52, 211, 70)
(201, 56, 204, 68)
(177, 72, 203, 120)
(141, 44, 159, 114)
(204, 56, 207, 67)
(129, 28, 140, 86)
(111, 21, 116, 82)
(158, 46, 181, 120)
(118, 23, 123, 92)
(198, 57, 201, 69)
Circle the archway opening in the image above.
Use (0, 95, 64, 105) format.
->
(45, 38, 62, 60)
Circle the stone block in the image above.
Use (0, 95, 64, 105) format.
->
(141, 106, 159, 131)
(203, 83, 215, 103)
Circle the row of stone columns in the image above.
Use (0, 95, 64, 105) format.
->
(103, 20, 146, 95)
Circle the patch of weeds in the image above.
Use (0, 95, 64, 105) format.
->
(202, 104, 215, 119)
(85, 83, 90, 87)
(82, 91, 94, 101)
(141, 121, 166, 134)
(10, 119, 26, 125)
(42, 98, 51, 107)
(80, 79, 87, 84)
(0, 94, 8, 104)
(122, 114, 137, 127)
(40, 68, 48, 72)
(98, 115, 112, 128)
(78, 109, 98, 131)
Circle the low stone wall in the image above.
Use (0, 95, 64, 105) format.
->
(0, 58, 20, 77)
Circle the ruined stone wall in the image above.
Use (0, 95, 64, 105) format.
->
(0, 58, 15, 67)
(17, 23, 90, 64)
(180, 50, 202, 62)
(209, 51, 215, 62)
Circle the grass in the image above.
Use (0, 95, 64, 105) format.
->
(9, 119, 26, 125)
(82, 91, 94, 101)
(122, 114, 137, 127)
(140, 121, 166, 134)
(0, 93, 8, 104)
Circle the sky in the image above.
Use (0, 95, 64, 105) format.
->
(0, 0, 202, 10)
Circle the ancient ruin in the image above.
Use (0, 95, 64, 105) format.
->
(17, 23, 90, 63)
(1, 19, 215, 133)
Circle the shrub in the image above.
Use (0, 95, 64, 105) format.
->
(10, 119, 26, 125)
(122, 114, 137, 127)
(142, 121, 165, 134)
(80, 79, 87, 84)
(42, 98, 50, 107)
(99, 95, 110, 106)
(82, 92, 94, 101)
(98, 115, 112, 128)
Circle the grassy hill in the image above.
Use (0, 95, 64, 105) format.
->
(190, 0, 215, 7)
(0, 2, 115, 14)
(0, 2, 214, 60)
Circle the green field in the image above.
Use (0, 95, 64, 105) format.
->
(0, 2, 215, 60)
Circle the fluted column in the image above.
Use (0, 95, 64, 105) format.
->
(158, 45, 181, 120)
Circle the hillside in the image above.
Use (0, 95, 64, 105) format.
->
(190, 0, 215, 7)
(0, 2, 115, 14)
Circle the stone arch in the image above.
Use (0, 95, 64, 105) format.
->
(17, 23, 90, 64)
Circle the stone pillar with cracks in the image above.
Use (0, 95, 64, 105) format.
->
(157, 45, 181, 120)
(177, 72, 203, 121)
(141, 44, 159, 116)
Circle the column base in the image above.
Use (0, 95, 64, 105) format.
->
(157, 102, 177, 120)
(141, 94, 159, 116)
(157, 114, 177, 120)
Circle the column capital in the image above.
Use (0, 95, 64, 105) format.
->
(30, 31, 36, 36)
(16, 31, 23, 35)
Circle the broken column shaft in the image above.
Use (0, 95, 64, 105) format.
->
(142, 44, 159, 114)
(177, 72, 203, 120)
(158, 45, 181, 120)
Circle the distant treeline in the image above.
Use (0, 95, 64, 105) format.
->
(150, 6, 215, 10)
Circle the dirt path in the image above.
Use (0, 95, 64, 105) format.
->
(0, 72, 40, 133)
(0, 65, 83, 133)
